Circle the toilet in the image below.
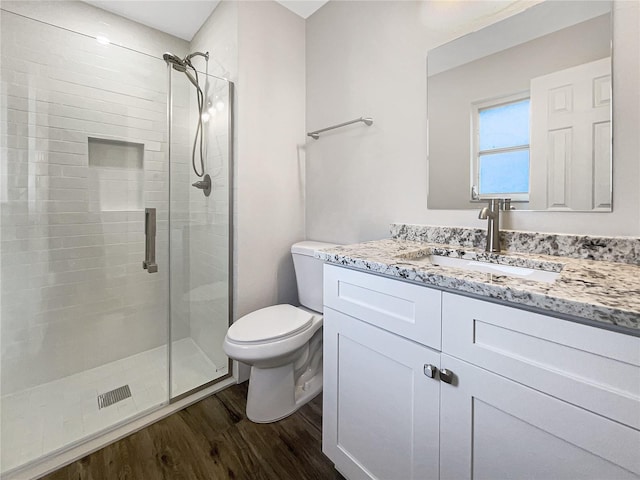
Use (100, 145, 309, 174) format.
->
(223, 240, 338, 423)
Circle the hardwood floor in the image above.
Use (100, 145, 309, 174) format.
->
(42, 382, 343, 480)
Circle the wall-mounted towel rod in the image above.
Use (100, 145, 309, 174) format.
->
(307, 117, 373, 139)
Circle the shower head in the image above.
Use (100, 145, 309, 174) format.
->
(163, 52, 187, 72)
(163, 52, 203, 95)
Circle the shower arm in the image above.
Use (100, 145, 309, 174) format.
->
(185, 51, 209, 65)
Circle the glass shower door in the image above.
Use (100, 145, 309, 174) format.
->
(169, 66, 232, 398)
(0, 11, 170, 474)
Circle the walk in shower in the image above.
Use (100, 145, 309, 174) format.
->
(0, 8, 233, 475)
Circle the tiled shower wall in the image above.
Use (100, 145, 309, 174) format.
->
(0, 12, 178, 394)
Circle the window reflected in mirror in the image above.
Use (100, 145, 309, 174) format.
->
(474, 96, 530, 200)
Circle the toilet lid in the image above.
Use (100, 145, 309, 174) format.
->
(227, 304, 314, 344)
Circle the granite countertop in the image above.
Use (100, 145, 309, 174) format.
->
(315, 238, 640, 333)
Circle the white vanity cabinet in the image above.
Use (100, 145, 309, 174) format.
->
(322, 265, 442, 480)
(322, 264, 640, 480)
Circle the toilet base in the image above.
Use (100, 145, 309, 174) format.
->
(245, 363, 323, 423)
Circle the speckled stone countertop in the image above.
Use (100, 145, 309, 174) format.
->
(316, 237, 640, 333)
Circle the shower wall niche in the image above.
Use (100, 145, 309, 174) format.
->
(88, 137, 144, 212)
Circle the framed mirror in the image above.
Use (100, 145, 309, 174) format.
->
(427, 1, 612, 211)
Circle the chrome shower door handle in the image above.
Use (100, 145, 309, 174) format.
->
(142, 208, 158, 273)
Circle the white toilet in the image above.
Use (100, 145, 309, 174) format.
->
(223, 240, 338, 423)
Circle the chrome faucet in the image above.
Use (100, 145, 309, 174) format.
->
(478, 199, 501, 252)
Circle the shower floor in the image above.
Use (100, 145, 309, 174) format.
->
(1, 338, 227, 474)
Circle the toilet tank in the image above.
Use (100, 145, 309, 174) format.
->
(291, 241, 339, 313)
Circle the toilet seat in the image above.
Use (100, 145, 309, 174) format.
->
(227, 304, 314, 344)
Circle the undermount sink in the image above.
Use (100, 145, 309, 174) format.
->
(430, 255, 560, 283)
(396, 251, 562, 283)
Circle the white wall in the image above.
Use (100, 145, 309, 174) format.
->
(305, 0, 640, 242)
(191, 0, 239, 83)
(235, 1, 306, 317)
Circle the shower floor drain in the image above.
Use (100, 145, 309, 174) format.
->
(97, 385, 132, 409)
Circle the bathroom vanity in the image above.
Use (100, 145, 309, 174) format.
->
(318, 226, 640, 480)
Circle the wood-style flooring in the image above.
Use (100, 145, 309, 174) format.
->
(42, 382, 343, 480)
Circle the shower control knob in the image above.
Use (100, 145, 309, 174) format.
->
(191, 174, 212, 197)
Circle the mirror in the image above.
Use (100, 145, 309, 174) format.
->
(427, 1, 612, 211)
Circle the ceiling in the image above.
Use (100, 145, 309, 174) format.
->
(85, 0, 329, 41)
(278, 1, 329, 19)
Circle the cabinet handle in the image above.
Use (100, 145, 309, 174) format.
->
(440, 368, 455, 384)
(423, 364, 438, 379)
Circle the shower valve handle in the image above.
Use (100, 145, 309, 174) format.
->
(192, 174, 212, 197)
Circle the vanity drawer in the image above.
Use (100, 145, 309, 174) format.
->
(323, 264, 441, 349)
(441, 292, 640, 429)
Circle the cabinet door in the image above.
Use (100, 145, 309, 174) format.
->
(441, 293, 640, 429)
(323, 307, 441, 480)
(440, 354, 640, 480)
